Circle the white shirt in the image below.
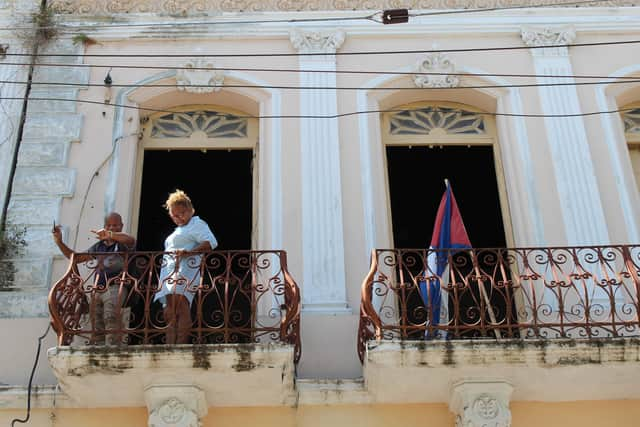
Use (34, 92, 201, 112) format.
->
(154, 216, 218, 305)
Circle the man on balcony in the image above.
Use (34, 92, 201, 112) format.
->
(52, 212, 136, 346)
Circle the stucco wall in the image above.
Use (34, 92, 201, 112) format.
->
(2, 400, 640, 427)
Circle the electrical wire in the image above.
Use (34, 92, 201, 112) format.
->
(0, 96, 634, 118)
(3, 39, 640, 58)
(2, 78, 640, 91)
(10, 323, 52, 427)
(3, 61, 640, 81)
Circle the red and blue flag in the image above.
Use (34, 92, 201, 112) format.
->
(421, 181, 471, 336)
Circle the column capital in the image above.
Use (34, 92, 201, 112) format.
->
(449, 379, 513, 427)
(289, 28, 346, 54)
(521, 26, 576, 56)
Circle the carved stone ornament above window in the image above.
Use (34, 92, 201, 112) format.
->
(623, 108, 640, 134)
(176, 59, 224, 94)
(290, 29, 345, 54)
(151, 110, 248, 138)
(389, 107, 485, 135)
(49, 0, 637, 14)
(413, 53, 459, 88)
(521, 26, 576, 56)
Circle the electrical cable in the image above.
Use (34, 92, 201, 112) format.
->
(0, 95, 635, 118)
(3, 61, 640, 80)
(2, 78, 640, 91)
(3, 39, 640, 58)
(10, 323, 52, 427)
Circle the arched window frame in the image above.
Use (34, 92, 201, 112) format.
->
(380, 101, 514, 248)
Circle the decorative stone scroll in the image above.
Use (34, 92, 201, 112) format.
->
(289, 28, 345, 54)
(149, 398, 200, 427)
(413, 53, 459, 88)
(450, 380, 513, 427)
(521, 26, 576, 56)
(145, 385, 207, 427)
(176, 59, 224, 94)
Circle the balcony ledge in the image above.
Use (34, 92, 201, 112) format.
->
(48, 343, 297, 408)
(363, 338, 640, 404)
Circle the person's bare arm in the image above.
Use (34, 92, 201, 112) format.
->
(52, 225, 91, 263)
(91, 229, 136, 249)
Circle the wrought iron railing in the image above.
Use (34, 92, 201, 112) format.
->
(358, 246, 640, 362)
(48, 250, 301, 363)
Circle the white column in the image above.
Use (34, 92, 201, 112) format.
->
(290, 29, 349, 313)
(521, 27, 609, 245)
(449, 380, 513, 427)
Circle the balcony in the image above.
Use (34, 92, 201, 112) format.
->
(358, 246, 640, 403)
(47, 250, 300, 408)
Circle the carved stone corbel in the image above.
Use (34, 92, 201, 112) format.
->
(449, 380, 513, 427)
(145, 385, 207, 427)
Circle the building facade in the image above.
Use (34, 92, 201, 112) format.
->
(1, 0, 640, 425)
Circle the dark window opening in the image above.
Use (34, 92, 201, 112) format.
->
(386, 145, 517, 339)
(137, 149, 253, 251)
(130, 149, 253, 344)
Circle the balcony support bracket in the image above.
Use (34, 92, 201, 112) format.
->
(449, 379, 513, 427)
(144, 384, 208, 427)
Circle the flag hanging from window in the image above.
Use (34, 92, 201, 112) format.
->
(420, 180, 471, 337)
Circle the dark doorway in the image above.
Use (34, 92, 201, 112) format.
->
(386, 145, 515, 339)
(386, 145, 506, 249)
(137, 149, 253, 251)
(130, 149, 254, 344)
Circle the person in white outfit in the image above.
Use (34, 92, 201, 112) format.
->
(154, 190, 218, 344)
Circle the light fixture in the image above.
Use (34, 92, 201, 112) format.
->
(103, 68, 113, 104)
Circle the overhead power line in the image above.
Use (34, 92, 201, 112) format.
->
(3, 39, 640, 58)
(2, 78, 640, 91)
(2, 61, 640, 81)
(0, 96, 634, 119)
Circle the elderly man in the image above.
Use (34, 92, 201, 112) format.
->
(53, 212, 136, 345)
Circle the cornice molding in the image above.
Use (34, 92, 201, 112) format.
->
(49, 0, 638, 14)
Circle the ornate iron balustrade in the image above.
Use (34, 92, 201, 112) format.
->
(48, 250, 301, 363)
(358, 246, 640, 362)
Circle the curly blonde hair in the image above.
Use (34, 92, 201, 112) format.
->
(164, 189, 193, 211)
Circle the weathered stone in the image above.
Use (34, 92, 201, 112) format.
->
(22, 114, 83, 141)
(32, 66, 90, 87)
(12, 167, 76, 196)
(0, 258, 51, 289)
(17, 141, 69, 166)
(0, 291, 49, 318)
(27, 88, 79, 113)
(7, 197, 61, 225)
(18, 225, 65, 256)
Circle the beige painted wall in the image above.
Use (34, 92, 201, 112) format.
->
(2, 400, 640, 427)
